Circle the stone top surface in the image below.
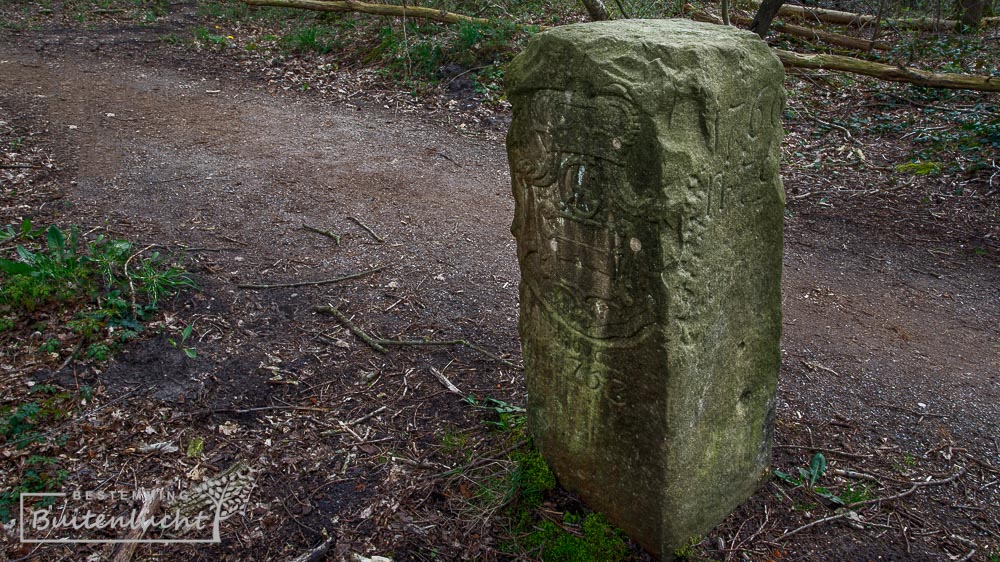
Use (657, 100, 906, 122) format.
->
(506, 19, 783, 100)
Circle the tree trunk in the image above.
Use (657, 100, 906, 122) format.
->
(959, 0, 985, 29)
(580, 0, 611, 21)
(750, 0, 786, 37)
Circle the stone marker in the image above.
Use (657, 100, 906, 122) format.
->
(506, 19, 784, 557)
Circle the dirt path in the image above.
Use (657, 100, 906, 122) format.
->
(1, 24, 998, 562)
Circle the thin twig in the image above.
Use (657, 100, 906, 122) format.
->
(315, 305, 388, 353)
(964, 453, 1000, 475)
(831, 468, 881, 484)
(302, 223, 341, 245)
(872, 401, 949, 418)
(54, 340, 86, 377)
(122, 244, 155, 318)
(376, 338, 522, 369)
(238, 264, 386, 289)
(847, 467, 966, 509)
(348, 215, 384, 243)
(776, 512, 850, 541)
(0, 163, 39, 169)
(776, 444, 872, 459)
(736, 505, 770, 550)
(168, 404, 332, 422)
(439, 439, 528, 478)
(346, 405, 387, 426)
(796, 105, 854, 140)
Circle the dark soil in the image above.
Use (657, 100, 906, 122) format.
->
(0, 4, 997, 561)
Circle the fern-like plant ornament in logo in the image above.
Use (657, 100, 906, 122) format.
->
(18, 462, 257, 544)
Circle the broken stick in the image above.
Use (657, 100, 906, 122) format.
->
(302, 223, 341, 245)
(238, 264, 387, 289)
(314, 305, 389, 353)
(348, 215, 384, 243)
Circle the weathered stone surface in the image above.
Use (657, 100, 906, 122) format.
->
(506, 19, 784, 557)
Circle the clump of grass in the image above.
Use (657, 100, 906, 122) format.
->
(0, 221, 191, 523)
(280, 25, 340, 54)
(0, 219, 193, 354)
(192, 26, 231, 48)
(458, 395, 631, 561)
(519, 512, 632, 562)
(0, 221, 191, 318)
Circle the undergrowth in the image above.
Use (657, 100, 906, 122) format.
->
(0, 220, 193, 523)
(454, 396, 634, 561)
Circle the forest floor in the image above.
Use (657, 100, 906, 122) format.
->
(0, 1, 998, 561)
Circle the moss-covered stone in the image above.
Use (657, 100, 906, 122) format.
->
(506, 19, 784, 558)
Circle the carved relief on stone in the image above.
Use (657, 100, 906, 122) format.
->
(510, 87, 658, 344)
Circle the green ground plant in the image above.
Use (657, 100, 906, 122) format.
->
(0, 385, 91, 522)
(168, 323, 198, 359)
(774, 453, 848, 506)
(457, 395, 631, 560)
(0, 221, 190, 523)
(0, 220, 192, 338)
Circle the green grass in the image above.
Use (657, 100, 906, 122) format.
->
(456, 395, 631, 560)
(520, 513, 631, 562)
(280, 25, 340, 54)
(193, 26, 232, 48)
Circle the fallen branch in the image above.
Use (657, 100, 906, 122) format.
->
(248, 0, 999, 93)
(767, 17, 890, 50)
(314, 305, 389, 353)
(772, 3, 1000, 31)
(847, 466, 967, 509)
(303, 223, 341, 245)
(237, 264, 387, 289)
(776, 511, 850, 541)
(348, 215, 384, 243)
(690, 7, 888, 51)
(773, 50, 1000, 92)
(0, 163, 40, 169)
(244, 0, 548, 29)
